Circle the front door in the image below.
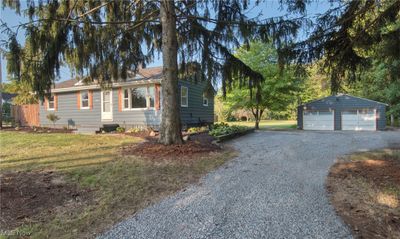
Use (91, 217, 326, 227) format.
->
(101, 90, 113, 121)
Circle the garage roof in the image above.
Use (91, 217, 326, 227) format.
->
(300, 94, 388, 107)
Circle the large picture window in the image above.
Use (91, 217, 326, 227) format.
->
(81, 91, 89, 109)
(131, 87, 147, 108)
(122, 85, 156, 110)
(181, 86, 188, 107)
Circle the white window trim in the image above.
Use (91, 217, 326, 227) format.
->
(80, 90, 90, 109)
(122, 85, 155, 111)
(203, 95, 209, 106)
(47, 96, 55, 111)
(181, 86, 188, 107)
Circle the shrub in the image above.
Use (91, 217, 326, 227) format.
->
(187, 126, 208, 134)
(116, 127, 125, 133)
(209, 123, 248, 137)
(126, 127, 143, 133)
(46, 113, 60, 128)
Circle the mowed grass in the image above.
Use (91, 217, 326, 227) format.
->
(226, 120, 297, 130)
(0, 132, 140, 172)
(0, 132, 235, 238)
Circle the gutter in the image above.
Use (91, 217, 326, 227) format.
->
(51, 78, 162, 93)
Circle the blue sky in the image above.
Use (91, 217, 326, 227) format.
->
(0, 1, 335, 83)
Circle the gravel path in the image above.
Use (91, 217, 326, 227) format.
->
(100, 131, 400, 239)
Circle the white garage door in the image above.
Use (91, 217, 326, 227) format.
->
(342, 109, 376, 131)
(303, 110, 334, 130)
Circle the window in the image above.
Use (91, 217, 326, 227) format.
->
(148, 86, 155, 108)
(203, 94, 208, 106)
(131, 87, 147, 108)
(122, 85, 157, 110)
(48, 95, 55, 110)
(181, 86, 188, 107)
(122, 86, 159, 110)
(123, 89, 129, 109)
(81, 91, 89, 109)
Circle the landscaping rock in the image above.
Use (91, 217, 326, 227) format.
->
(182, 135, 190, 141)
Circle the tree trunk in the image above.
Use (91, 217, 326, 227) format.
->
(255, 119, 259, 129)
(159, 0, 183, 145)
(390, 114, 395, 127)
(252, 108, 260, 129)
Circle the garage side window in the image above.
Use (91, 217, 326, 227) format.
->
(203, 94, 208, 106)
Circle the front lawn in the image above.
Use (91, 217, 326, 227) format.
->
(327, 149, 400, 238)
(226, 120, 296, 130)
(0, 132, 234, 238)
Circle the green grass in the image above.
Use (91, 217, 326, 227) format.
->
(226, 120, 297, 130)
(0, 132, 235, 238)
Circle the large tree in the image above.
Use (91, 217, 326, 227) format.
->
(292, 0, 400, 93)
(223, 42, 301, 129)
(1, 0, 304, 144)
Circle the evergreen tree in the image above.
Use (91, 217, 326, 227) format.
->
(1, 0, 304, 144)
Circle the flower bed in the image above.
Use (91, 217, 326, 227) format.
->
(209, 123, 254, 142)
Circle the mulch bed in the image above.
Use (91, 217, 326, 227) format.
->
(1, 126, 74, 134)
(121, 133, 221, 160)
(0, 171, 90, 230)
(326, 149, 400, 239)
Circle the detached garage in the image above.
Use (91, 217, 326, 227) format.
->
(297, 94, 387, 131)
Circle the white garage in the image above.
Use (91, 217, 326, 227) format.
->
(341, 109, 376, 131)
(303, 110, 334, 130)
(298, 94, 387, 131)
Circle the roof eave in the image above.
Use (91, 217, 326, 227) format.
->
(51, 78, 162, 93)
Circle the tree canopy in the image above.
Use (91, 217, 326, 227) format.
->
(1, 0, 306, 97)
(2, 0, 400, 138)
(221, 42, 301, 128)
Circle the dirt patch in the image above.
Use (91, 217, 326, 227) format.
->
(0, 171, 90, 230)
(122, 133, 221, 160)
(327, 149, 400, 239)
(1, 126, 74, 134)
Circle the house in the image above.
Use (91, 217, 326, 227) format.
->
(1, 93, 17, 105)
(39, 67, 214, 130)
(297, 94, 387, 131)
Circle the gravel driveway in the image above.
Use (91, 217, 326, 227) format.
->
(100, 131, 400, 239)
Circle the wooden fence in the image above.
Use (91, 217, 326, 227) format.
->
(11, 104, 40, 127)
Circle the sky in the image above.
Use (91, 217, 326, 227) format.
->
(0, 1, 336, 84)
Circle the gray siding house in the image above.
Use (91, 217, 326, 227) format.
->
(40, 67, 214, 130)
(297, 94, 387, 131)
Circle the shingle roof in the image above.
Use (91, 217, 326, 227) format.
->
(54, 66, 163, 89)
(1, 92, 17, 101)
(54, 78, 80, 89)
(300, 94, 388, 106)
(138, 66, 162, 78)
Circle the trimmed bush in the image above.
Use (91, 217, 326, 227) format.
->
(209, 123, 249, 137)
